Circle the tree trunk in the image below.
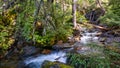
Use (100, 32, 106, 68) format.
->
(96, 0, 105, 14)
(47, 0, 54, 3)
(72, 0, 77, 28)
(32, 0, 43, 44)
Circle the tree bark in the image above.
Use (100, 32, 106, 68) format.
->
(32, 0, 43, 44)
(72, 0, 77, 28)
(96, 0, 105, 15)
(47, 0, 54, 3)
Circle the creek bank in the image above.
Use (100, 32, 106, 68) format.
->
(22, 26, 102, 68)
(53, 43, 73, 50)
(67, 52, 109, 68)
(92, 24, 120, 45)
(66, 43, 120, 68)
(1, 23, 120, 68)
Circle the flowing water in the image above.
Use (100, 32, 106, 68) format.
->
(24, 28, 100, 67)
(80, 31, 99, 44)
(24, 51, 67, 67)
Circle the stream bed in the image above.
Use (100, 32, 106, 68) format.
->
(24, 51, 67, 67)
(23, 28, 101, 68)
(1, 27, 120, 68)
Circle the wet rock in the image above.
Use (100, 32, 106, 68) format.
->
(99, 37, 120, 45)
(42, 49, 51, 54)
(0, 60, 18, 68)
(50, 64, 60, 68)
(53, 43, 73, 50)
(68, 28, 81, 43)
(71, 42, 103, 56)
(17, 61, 26, 68)
(74, 36, 81, 42)
(56, 40, 63, 45)
(106, 37, 120, 43)
(41, 60, 73, 68)
(73, 42, 83, 46)
(72, 45, 102, 55)
(100, 31, 114, 37)
(68, 37, 75, 45)
(99, 37, 106, 42)
(20, 46, 40, 59)
(25, 62, 40, 68)
(95, 32, 102, 36)
(68, 36, 81, 44)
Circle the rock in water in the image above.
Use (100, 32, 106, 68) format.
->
(52, 43, 73, 50)
(25, 62, 40, 68)
(41, 60, 73, 68)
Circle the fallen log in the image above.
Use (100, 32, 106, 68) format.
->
(92, 24, 110, 30)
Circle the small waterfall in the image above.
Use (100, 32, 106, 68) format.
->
(24, 27, 100, 68)
(24, 51, 67, 67)
(80, 30, 99, 45)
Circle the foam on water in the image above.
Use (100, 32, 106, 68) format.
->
(80, 31, 99, 44)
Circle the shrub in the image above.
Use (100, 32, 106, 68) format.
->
(100, 0, 120, 27)
(0, 10, 16, 54)
(67, 53, 110, 68)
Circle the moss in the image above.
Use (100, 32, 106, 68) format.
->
(42, 60, 74, 68)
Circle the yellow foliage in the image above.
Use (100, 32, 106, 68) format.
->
(0, 10, 16, 51)
(2, 11, 16, 26)
(35, 21, 42, 28)
(49, 38, 55, 45)
(8, 38, 15, 45)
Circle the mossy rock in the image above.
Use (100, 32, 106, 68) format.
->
(41, 60, 74, 68)
(67, 53, 110, 68)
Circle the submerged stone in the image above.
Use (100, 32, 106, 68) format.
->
(25, 62, 40, 68)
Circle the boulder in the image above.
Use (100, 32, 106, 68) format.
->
(25, 62, 40, 68)
(41, 60, 73, 68)
(52, 43, 73, 50)
(99, 37, 120, 45)
(71, 42, 104, 56)
(17, 61, 26, 68)
(20, 46, 40, 59)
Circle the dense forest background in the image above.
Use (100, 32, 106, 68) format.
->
(0, 0, 120, 68)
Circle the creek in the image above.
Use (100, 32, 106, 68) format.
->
(23, 28, 101, 68)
